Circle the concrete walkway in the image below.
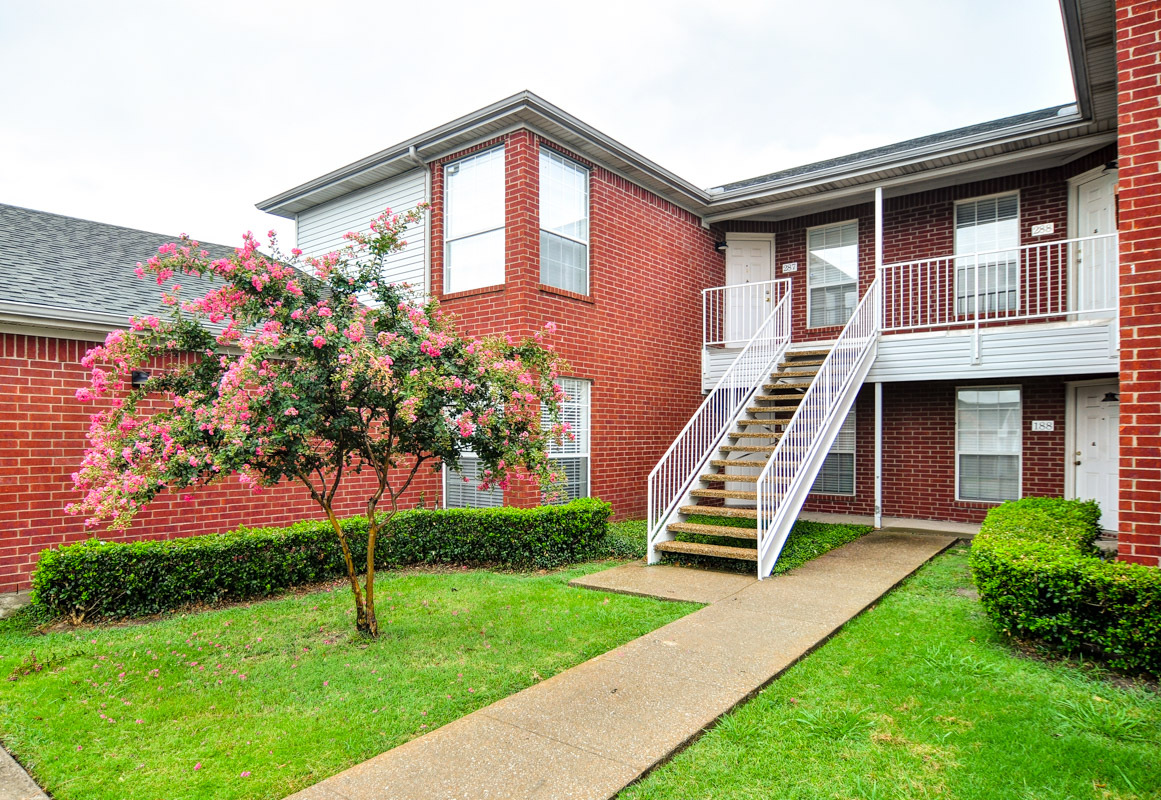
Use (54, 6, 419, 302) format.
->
(288, 531, 957, 800)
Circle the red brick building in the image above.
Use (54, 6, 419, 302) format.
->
(1, 0, 1156, 590)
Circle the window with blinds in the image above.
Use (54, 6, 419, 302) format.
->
(956, 386, 1021, 501)
(539, 149, 590, 295)
(807, 221, 859, 328)
(444, 456, 504, 509)
(811, 411, 856, 495)
(542, 377, 590, 503)
(955, 194, 1019, 315)
(445, 147, 505, 294)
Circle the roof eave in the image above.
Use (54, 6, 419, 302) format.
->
(256, 91, 711, 218)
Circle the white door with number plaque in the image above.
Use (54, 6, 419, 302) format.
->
(1074, 383, 1119, 531)
(724, 237, 774, 344)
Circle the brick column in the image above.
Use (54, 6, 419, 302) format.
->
(1116, 0, 1161, 566)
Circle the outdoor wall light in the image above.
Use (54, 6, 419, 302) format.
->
(714, 241, 729, 253)
(131, 369, 151, 387)
(1102, 391, 1120, 403)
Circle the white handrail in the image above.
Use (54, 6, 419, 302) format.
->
(755, 277, 882, 578)
(648, 280, 792, 561)
(703, 279, 785, 346)
(880, 233, 1118, 331)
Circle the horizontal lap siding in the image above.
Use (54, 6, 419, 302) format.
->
(296, 170, 428, 293)
(0, 332, 440, 592)
(868, 323, 1118, 382)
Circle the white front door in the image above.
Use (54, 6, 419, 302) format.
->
(1072, 170, 1118, 316)
(1073, 382, 1120, 531)
(724, 236, 774, 343)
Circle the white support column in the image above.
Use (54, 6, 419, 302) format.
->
(874, 381, 883, 529)
(875, 186, 884, 276)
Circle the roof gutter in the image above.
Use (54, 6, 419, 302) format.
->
(1058, 0, 1094, 121)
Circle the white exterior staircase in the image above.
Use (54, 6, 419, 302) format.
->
(648, 278, 883, 578)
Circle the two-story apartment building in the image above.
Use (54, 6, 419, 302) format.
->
(257, 0, 1157, 576)
(0, 0, 1156, 592)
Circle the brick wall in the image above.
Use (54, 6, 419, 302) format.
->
(430, 131, 722, 519)
(803, 376, 1080, 523)
(1116, 0, 1161, 566)
(722, 147, 1115, 343)
(0, 333, 439, 592)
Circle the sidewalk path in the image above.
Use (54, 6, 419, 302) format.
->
(287, 531, 958, 800)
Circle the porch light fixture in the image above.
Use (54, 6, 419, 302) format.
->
(1103, 160, 1118, 173)
(714, 241, 729, 253)
(1102, 391, 1119, 403)
(131, 369, 151, 387)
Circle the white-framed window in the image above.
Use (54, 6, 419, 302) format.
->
(542, 377, 591, 503)
(811, 411, 856, 496)
(807, 221, 859, 328)
(956, 386, 1022, 502)
(444, 147, 505, 294)
(444, 456, 504, 509)
(539, 148, 590, 294)
(955, 193, 1019, 315)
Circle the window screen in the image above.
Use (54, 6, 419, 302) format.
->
(807, 222, 859, 327)
(445, 147, 505, 293)
(539, 149, 590, 294)
(956, 386, 1021, 501)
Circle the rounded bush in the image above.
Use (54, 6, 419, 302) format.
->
(969, 498, 1160, 675)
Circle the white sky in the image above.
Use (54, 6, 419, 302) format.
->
(0, 0, 1074, 250)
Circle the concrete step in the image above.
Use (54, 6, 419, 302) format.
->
(763, 381, 812, 391)
(718, 445, 779, 454)
(679, 504, 758, 519)
(785, 348, 832, 357)
(654, 539, 758, 562)
(778, 357, 825, 367)
(710, 458, 768, 468)
(736, 417, 793, 426)
(690, 488, 758, 500)
(699, 473, 760, 483)
(666, 521, 757, 540)
(773, 368, 819, 378)
(746, 405, 799, 414)
(727, 431, 783, 439)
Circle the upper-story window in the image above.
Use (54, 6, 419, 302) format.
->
(807, 221, 859, 328)
(955, 193, 1019, 315)
(540, 148, 590, 295)
(444, 147, 505, 294)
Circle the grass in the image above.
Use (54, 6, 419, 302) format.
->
(0, 565, 697, 800)
(620, 547, 1161, 800)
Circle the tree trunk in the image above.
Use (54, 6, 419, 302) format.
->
(321, 503, 369, 633)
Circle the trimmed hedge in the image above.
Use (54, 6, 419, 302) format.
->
(970, 497, 1161, 675)
(32, 498, 611, 621)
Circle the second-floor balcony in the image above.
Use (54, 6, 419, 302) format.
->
(702, 233, 1119, 388)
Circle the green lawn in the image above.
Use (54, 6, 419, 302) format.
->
(0, 564, 697, 800)
(621, 547, 1161, 800)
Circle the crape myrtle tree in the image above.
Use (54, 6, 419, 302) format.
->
(68, 206, 571, 637)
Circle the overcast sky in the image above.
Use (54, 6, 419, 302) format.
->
(1, 0, 1074, 249)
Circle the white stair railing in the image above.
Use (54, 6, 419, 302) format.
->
(648, 280, 792, 563)
(755, 278, 882, 578)
(703, 279, 785, 346)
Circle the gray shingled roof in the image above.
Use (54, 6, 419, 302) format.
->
(0, 203, 238, 324)
(714, 104, 1077, 193)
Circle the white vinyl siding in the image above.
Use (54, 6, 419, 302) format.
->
(295, 170, 427, 295)
(811, 411, 856, 495)
(445, 147, 505, 293)
(542, 377, 591, 503)
(957, 386, 1021, 502)
(444, 456, 504, 509)
(807, 221, 859, 328)
(955, 194, 1019, 315)
(539, 149, 589, 294)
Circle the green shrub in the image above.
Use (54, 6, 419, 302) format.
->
(970, 497, 1161, 675)
(32, 499, 611, 621)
